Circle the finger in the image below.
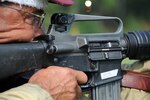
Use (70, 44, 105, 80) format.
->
(0, 32, 10, 38)
(0, 33, 14, 43)
(73, 70, 88, 84)
(76, 85, 82, 98)
(47, 66, 88, 84)
(0, 38, 11, 43)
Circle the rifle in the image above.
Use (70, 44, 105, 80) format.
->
(0, 13, 150, 100)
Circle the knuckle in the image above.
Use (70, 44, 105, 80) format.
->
(63, 68, 74, 76)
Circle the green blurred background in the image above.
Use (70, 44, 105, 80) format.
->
(43, 0, 150, 64)
(44, 0, 150, 32)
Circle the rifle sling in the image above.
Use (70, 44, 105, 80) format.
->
(121, 70, 150, 92)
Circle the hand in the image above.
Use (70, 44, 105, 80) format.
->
(29, 66, 88, 100)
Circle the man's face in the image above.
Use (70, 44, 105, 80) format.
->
(0, 3, 44, 43)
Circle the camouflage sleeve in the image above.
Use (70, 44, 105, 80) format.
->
(121, 60, 150, 100)
(0, 83, 53, 100)
(122, 60, 150, 73)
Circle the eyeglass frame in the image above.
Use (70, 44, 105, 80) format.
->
(0, 3, 46, 28)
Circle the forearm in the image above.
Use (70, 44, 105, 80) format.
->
(0, 83, 53, 100)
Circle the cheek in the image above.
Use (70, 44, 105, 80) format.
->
(20, 23, 35, 40)
(0, 8, 25, 32)
(0, 19, 9, 31)
(24, 23, 44, 39)
(33, 26, 44, 37)
(0, 17, 25, 32)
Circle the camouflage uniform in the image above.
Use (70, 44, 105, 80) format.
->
(121, 60, 150, 100)
(0, 83, 53, 100)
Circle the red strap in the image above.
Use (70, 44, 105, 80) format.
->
(121, 70, 150, 92)
(48, 0, 74, 6)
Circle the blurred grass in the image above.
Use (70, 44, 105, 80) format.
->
(101, 0, 118, 11)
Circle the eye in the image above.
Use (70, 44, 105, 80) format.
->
(25, 16, 39, 26)
(24, 16, 34, 25)
(34, 17, 40, 24)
